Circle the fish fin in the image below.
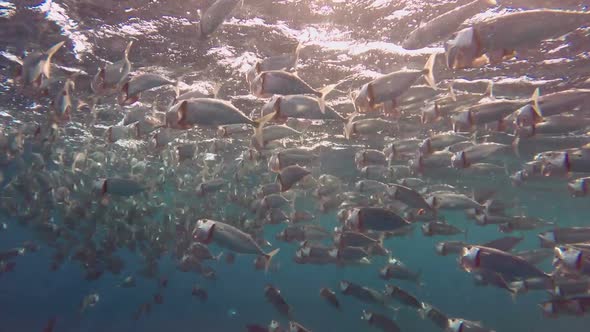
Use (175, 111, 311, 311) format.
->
(349, 89, 359, 113)
(124, 40, 134, 59)
(531, 87, 542, 118)
(174, 77, 182, 99)
(212, 82, 223, 99)
(449, 82, 457, 101)
(485, 80, 495, 99)
(512, 136, 521, 158)
(293, 41, 303, 67)
(214, 252, 223, 261)
(423, 53, 437, 89)
(253, 110, 276, 147)
(318, 83, 338, 114)
(43, 41, 65, 79)
(264, 248, 280, 273)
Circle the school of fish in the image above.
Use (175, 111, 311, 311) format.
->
(1, 0, 590, 331)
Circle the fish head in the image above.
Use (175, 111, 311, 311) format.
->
(510, 170, 527, 187)
(193, 219, 216, 244)
(250, 72, 266, 97)
(345, 208, 361, 230)
(361, 310, 373, 322)
(451, 151, 468, 169)
(288, 322, 299, 332)
(419, 138, 432, 155)
(328, 248, 339, 259)
(445, 27, 480, 69)
(435, 242, 447, 256)
(383, 284, 396, 296)
(336, 209, 349, 223)
(245, 63, 260, 85)
(421, 223, 433, 236)
(452, 110, 472, 131)
(446, 319, 464, 332)
(460, 246, 481, 271)
(554, 247, 583, 271)
(541, 152, 570, 176)
(268, 153, 281, 173)
(567, 179, 588, 197)
(383, 144, 396, 161)
(339, 280, 350, 292)
(515, 104, 538, 127)
(354, 151, 366, 169)
(93, 179, 107, 196)
(425, 195, 437, 209)
(268, 320, 281, 332)
(216, 126, 229, 138)
(474, 213, 487, 226)
(354, 85, 371, 112)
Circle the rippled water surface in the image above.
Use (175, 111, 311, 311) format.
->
(2, 0, 590, 331)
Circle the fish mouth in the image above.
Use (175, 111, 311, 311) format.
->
(194, 219, 216, 244)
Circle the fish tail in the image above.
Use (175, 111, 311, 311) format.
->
(317, 83, 338, 114)
(531, 87, 542, 118)
(264, 248, 280, 273)
(43, 41, 65, 79)
(253, 110, 277, 147)
(423, 53, 437, 89)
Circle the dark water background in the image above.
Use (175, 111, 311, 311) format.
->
(1, 0, 590, 331)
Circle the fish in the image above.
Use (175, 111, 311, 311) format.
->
(345, 207, 412, 232)
(92, 41, 133, 95)
(194, 219, 279, 272)
(353, 53, 437, 114)
(250, 71, 337, 113)
(379, 257, 422, 285)
(14, 41, 65, 90)
(247, 43, 301, 84)
(276, 165, 312, 192)
(446, 10, 590, 69)
(421, 221, 465, 237)
(264, 284, 292, 318)
(261, 95, 345, 122)
(402, 0, 498, 50)
(446, 318, 496, 332)
(383, 284, 422, 309)
(460, 245, 549, 281)
(319, 287, 341, 310)
(118, 73, 176, 106)
(288, 321, 311, 332)
(173, 98, 276, 146)
(198, 0, 242, 38)
(339, 280, 388, 307)
(361, 310, 400, 332)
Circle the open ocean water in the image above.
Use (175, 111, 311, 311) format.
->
(1, 0, 590, 331)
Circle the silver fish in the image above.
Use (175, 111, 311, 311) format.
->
(402, 0, 497, 50)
